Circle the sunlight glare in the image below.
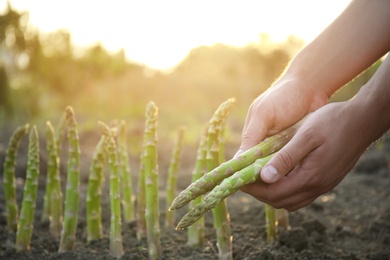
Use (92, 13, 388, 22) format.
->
(4, 0, 351, 71)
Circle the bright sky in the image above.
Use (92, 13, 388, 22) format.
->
(4, 0, 351, 71)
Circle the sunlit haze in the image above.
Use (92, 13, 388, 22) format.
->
(4, 0, 351, 71)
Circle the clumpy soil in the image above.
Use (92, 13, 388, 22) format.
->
(0, 132, 389, 260)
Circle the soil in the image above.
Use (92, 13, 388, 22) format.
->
(0, 130, 389, 260)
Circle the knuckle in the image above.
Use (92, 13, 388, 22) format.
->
(276, 149, 294, 172)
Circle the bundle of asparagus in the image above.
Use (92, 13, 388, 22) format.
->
(170, 118, 305, 230)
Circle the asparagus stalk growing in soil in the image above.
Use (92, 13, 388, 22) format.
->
(143, 101, 162, 260)
(206, 98, 235, 260)
(46, 121, 63, 237)
(118, 120, 135, 223)
(15, 126, 39, 252)
(265, 204, 277, 242)
(187, 129, 207, 247)
(169, 118, 305, 211)
(2, 123, 29, 232)
(42, 110, 67, 221)
(99, 122, 124, 258)
(176, 154, 273, 229)
(136, 148, 146, 240)
(59, 106, 81, 252)
(165, 126, 185, 228)
(86, 135, 107, 242)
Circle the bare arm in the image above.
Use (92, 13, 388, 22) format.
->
(238, 0, 390, 154)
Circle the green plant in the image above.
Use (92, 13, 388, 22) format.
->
(205, 98, 235, 260)
(86, 135, 107, 242)
(118, 120, 135, 223)
(186, 128, 207, 247)
(2, 123, 29, 232)
(165, 126, 185, 229)
(59, 106, 81, 252)
(99, 121, 124, 258)
(143, 101, 162, 260)
(45, 121, 63, 237)
(15, 126, 39, 252)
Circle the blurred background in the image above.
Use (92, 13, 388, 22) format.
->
(0, 0, 381, 152)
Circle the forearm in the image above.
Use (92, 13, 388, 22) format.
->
(286, 0, 390, 98)
(347, 54, 390, 148)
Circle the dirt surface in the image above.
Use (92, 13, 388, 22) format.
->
(0, 131, 389, 260)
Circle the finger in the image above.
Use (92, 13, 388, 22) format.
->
(260, 127, 321, 183)
(235, 110, 268, 158)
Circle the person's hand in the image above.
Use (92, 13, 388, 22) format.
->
(241, 101, 371, 211)
(236, 76, 328, 157)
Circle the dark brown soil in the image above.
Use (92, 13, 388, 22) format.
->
(0, 132, 389, 260)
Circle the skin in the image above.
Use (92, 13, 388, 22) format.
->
(239, 0, 390, 211)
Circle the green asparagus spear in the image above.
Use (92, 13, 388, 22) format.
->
(46, 121, 63, 237)
(59, 106, 81, 252)
(136, 147, 146, 240)
(206, 98, 235, 260)
(165, 126, 185, 228)
(118, 120, 135, 223)
(169, 119, 304, 211)
(99, 122, 124, 258)
(15, 126, 39, 252)
(265, 204, 277, 242)
(3, 124, 29, 232)
(187, 129, 207, 247)
(176, 154, 273, 230)
(144, 101, 162, 260)
(86, 135, 107, 242)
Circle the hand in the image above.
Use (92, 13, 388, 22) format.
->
(236, 76, 328, 156)
(241, 101, 370, 211)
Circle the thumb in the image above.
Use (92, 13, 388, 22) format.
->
(260, 129, 316, 183)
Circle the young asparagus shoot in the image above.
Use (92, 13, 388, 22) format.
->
(59, 106, 81, 252)
(169, 118, 305, 211)
(144, 101, 162, 260)
(176, 154, 273, 230)
(118, 120, 135, 223)
(3, 123, 29, 232)
(206, 98, 235, 260)
(46, 121, 63, 237)
(86, 135, 107, 242)
(136, 148, 146, 240)
(187, 129, 207, 247)
(42, 105, 67, 222)
(99, 121, 124, 258)
(15, 126, 39, 252)
(165, 126, 186, 228)
(265, 204, 277, 243)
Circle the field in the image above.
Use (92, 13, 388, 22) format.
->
(0, 126, 389, 260)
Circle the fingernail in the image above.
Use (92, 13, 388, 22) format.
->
(261, 165, 279, 183)
(233, 149, 243, 159)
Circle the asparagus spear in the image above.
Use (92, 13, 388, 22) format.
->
(187, 129, 207, 247)
(265, 204, 277, 242)
(59, 106, 81, 252)
(99, 122, 124, 258)
(136, 147, 146, 240)
(15, 126, 39, 252)
(118, 120, 135, 223)
(42, 109, 67, 222)
(165, 126, 185, 228)
(143, 101, 162, 260)
(46, 121, 63, 237)
(169, 119, 304, 211)
(206, 98, 235, 260)
(86, 135, 107, 242)
(176, 154, 273, 230)
(2, 124, 29, 232)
